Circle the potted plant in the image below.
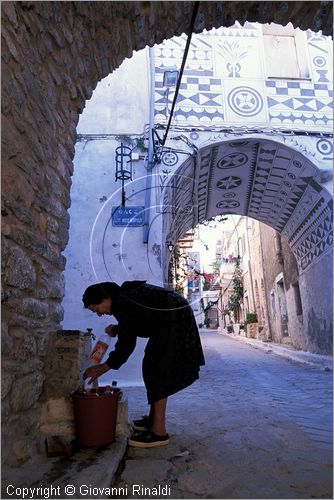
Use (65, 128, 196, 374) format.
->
(233, 323, 240, 335)
(243, 312, 258, 338)
(246, 312, 258, 324)
(227, 265, 243, 320)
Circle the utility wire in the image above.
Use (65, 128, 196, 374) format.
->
(160, 1, 200, 146)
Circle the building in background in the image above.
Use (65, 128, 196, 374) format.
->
(211, 213, 318, 351)
(219, 216, 255, 333)
(258, 224, 307, 349)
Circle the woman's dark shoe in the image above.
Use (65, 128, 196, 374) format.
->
(132, 415, 150, 432)
(128, 431, 169, 448)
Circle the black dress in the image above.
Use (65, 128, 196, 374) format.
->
(105, 281, 205, 404)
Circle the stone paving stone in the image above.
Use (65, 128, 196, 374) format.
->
(113, 332, 333, 499)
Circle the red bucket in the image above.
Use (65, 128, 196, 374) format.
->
(71, 387, 120, 447)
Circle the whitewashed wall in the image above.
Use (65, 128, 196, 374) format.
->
(61, 49, 161, 384)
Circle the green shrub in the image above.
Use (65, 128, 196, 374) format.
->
(245, 312, 257, 324)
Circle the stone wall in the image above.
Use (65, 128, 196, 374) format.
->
(258, 224, 319, 352)
(40, 330, 92, 455)
(1, 0, 332, 466)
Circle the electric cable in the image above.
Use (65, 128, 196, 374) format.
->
(159, 1, 200, 147)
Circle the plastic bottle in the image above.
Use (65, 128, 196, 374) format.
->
(89, 332, 111, 364)
(111, 380, 121, 396)
(73, 385, 88, 396)
(84, 379, 98, 394)
(90, 388, 99, 397)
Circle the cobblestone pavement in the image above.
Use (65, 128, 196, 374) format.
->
(112, 331, 333, 499)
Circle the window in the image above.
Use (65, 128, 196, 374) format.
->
(270, 291, 276, 315)
(244, 295, 249, 313)
(263, 23, 310, 79)
(276, 279, 287, 319)
(293, 282, 303, 316)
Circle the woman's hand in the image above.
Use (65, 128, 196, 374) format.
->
(83, 363, 110, 383)
(105, 324, 119, 337)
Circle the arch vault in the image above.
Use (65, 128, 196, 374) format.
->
(162, 137, 333, 354)
(163, 138, 332, 274)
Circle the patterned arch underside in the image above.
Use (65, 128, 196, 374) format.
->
(163, 139, 333, 272)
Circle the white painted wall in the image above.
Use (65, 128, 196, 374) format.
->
(62, 49, 164, 385)
(77, 49, 151, 135)
(62, 49, 162, 328)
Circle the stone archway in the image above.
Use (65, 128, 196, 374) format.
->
(162, 137, 332, 352)
(1, 1, 333, 466)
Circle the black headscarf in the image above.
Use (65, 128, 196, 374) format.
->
(82, 280, 147, 307)
(82, 282, 121, 307)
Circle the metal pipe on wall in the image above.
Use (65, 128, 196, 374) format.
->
(143, 46, 156, 244)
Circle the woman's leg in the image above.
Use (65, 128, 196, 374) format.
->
(129, 397, 169, 447)
(149, 398, 168, 435)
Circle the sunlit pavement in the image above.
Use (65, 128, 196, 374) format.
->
(114, 330, 333, 499)
(1, 331, 332, 500)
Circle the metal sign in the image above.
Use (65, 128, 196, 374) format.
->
(111, 206, 145, 227)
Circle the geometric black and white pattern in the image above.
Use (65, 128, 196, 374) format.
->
(157, 26, 332, 274)
(293, 201, 333, 271)
(162, 138, 333, 273)
(155, 28, 333, 129)
(266, 81, 333, 125)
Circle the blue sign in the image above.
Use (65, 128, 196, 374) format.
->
(112, 206, 145, 227)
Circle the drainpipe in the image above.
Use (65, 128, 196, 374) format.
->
(245, 219, 256, 312)
(143, 46, 156, 244)
(274, 231, 284, 264)
(258, 223, 272, 340)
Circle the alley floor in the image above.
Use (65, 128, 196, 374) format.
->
(113, 331, 333, 499)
